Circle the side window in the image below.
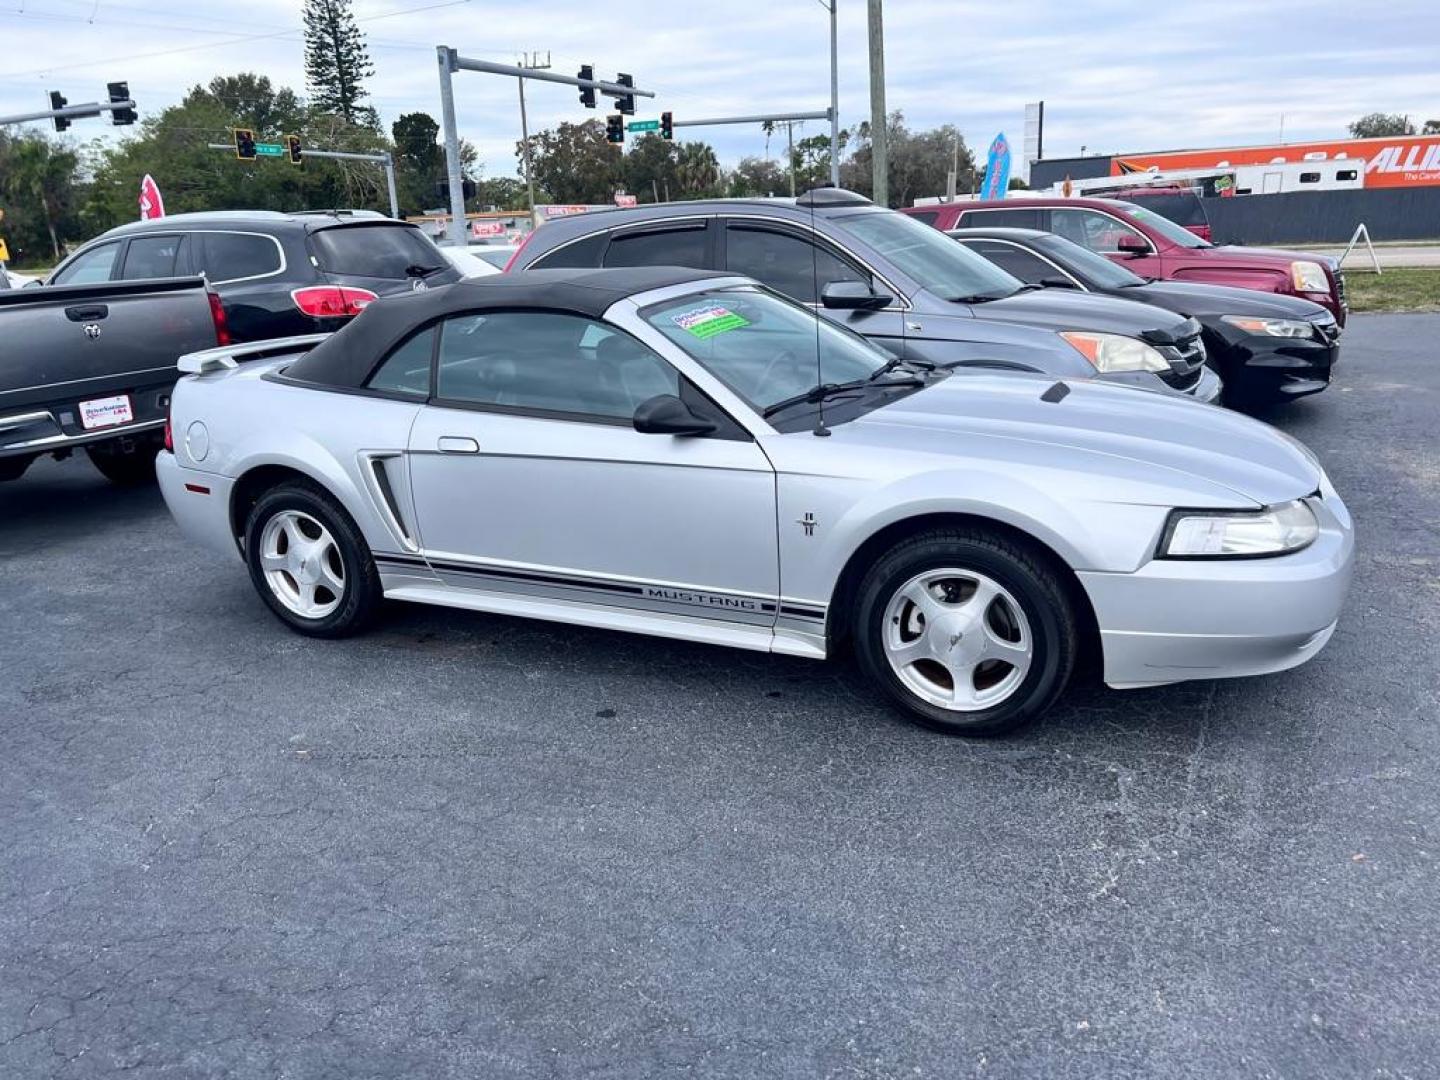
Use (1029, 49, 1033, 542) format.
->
(51, 242, 121, 285)
(1051, 209, 1146, 254)
(725, 226, 868, 304)
(908, 210, 940, 227)
(531, 232, 606, 269)
(958, 208, 1042, 229)
(366, 328, 434, 397)
(957, 240, 1060, 284)
(435, 311, 678, 421)
(603, 226, 708, 269)
(197, 232, 283, 283)
(120, 235, 187, 280)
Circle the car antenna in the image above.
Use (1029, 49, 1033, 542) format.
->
(808, 187, 831, 437)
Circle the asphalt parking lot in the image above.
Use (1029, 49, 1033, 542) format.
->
(2, 313, 1437, 1079)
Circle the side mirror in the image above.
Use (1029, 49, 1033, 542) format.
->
(1116, 234, 1149, 256)
(820, 279, 891, 310)
(1039, 275, 1079, 290)
(633, 394, 717, 437)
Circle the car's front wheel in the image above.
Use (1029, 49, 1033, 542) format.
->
(243, 481, 381, 638)
(852, 528, 1078, 736)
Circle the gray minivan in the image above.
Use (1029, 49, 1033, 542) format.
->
(507, 188, 1220, 402)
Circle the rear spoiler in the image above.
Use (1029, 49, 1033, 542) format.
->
(178, 334, 330, 375)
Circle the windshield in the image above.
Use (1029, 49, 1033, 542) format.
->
(834, 209, 1023, 300)
(1034, 235, 1147, 288)
(641, 286, 890, 411)
(1113, 201, 1211, 248)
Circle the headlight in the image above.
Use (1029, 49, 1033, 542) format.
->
(1220, 315, 1316, 338)
(1290, 261, 1330, 293)
(1059, 331, 1170, 373)
(1160, 499, 1318, 559)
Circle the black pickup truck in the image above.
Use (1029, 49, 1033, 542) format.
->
(0, 275, 224, 485)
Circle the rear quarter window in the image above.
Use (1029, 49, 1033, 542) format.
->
(310, 225, 445, 280)
(198, 233, 284, 284)
(530, 232, 606, 269)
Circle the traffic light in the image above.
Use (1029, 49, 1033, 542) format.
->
(285, 134, 303, 165)
(577, 64, 596, 109)
(49, 91, 69, 132)
(660, 111, 673, 140)
(605, 114, 624, 144)
(233, 128, 256, 161)
(431, 179, 478, 201)
(107, 81, 136, 126)
(614, 73, 635, 116)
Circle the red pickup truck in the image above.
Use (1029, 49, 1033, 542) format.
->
(903, 196, 1346, 325)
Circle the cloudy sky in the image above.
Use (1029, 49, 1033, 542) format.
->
(1, 0, 1435, 183)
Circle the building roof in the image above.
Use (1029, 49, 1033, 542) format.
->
(283, 266, 732, 388)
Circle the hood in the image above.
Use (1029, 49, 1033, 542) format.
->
(1117, 280, 1333, 321)
(841, 371, 1321, 507)
(1190, 244, 1334, 271)
(965, 287, 1194, 343)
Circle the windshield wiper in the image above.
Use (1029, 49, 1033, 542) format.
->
(762, 375, 925, 418)
(950, 290, 1015, 303)
(869, 355, 937, 380)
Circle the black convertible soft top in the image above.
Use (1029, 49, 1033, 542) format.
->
(285, 266, 732, 388)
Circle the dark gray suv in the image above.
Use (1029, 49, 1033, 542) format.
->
(508, 189, 1220, 402)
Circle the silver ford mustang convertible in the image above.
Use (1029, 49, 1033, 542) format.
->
(158, 267, 1353, 735)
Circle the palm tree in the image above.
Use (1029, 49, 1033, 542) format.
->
(674, 142, 722, 197)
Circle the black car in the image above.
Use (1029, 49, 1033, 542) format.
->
(45, 210, 462, 342)
(508, 189, 1221, 403)
(948, 227, 1339, 406)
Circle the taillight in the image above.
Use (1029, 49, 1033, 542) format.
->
(207, 290, 231, 346)
(163, 411, 174, 453)
(290, 285, 379, 318)
(501, 230, 535, 273)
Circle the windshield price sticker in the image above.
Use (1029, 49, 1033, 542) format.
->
(672, 305, 750, 340)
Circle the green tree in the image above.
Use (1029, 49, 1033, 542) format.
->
(1423, 119, 1440, 135)
(841, 113, 974, 208)
(674, 141, 722, 197)
(517, 120, 623, 204)
(728, 156, 787, 198)
(789, 130, 849, 193)
(303, 0, 376, 126)
(0, 130, 80, 265)
(621, 133, 680, 202)
(1348, 113, 1415, 138)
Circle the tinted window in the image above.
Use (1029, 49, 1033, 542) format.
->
(957, 240, 1061, 284)
(957, 208, 1042, 229)
(725, 226, 868, 304)
(367, 328, 433, 397)
(532, 232, 606, 269)
(435, 311, 677, 420)
(1300, 172, 1320, 184)
(1051, 208, 1148, 254)
(604, 226, 707, 269)
(310, 225, 444, 280)
(1031, 235, 1145, 289)
(834, 210, 1021, 301)
(199, 233, 283, 283)
(52, 241, 121, 285)
(908, 210, 940, 227)
(121, 235, 186, 280)
(1111, 202, 1210, 248)
(1337, 169, 1358, 181)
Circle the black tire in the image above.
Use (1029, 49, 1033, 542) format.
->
(851, 528, 1078, 737)
(86, 437, 160, 486)
(0, 455, 32, 483)
(242, 480, 382, 638)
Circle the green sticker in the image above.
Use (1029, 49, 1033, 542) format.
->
(672, 305, 750, 340)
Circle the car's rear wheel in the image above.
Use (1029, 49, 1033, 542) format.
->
(86, 436, 161, 486)
(852, 528, 1077, 736)
(243, 481, 381, 638)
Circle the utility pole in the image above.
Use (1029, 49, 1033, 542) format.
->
(866, 0, 888, 207)
(828, 0, 840, 186)
(517, 51, 550, 215)
(787, 121, 796, 197)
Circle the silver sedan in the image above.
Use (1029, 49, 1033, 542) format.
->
(157, 267, 1353, 736)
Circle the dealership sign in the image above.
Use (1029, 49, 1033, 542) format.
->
(471, 219, 506, 238)
(138, 174, 165, 220)
(1111, 135, 1440, 189)
(982, 133, 1012, 200)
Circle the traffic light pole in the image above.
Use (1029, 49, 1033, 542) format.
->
(0, 99, 135, 126)
(206, 144, 400, 218)
(670, 109, 832, 128)
(434, 45, 656, 244)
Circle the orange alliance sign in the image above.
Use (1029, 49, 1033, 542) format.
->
(1111, 135, 1440, 189)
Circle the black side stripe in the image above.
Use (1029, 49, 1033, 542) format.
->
(373, 554, 827, 623)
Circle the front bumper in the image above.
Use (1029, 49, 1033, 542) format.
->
(1211, 329, 1339, 402)
(156, 452, 241, 559)
(1078, 482, 1353, 689)
(1096, 364, 1223, 404)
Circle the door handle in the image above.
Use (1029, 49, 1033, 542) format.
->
(436, 436, 479, 454)
(65, 304, 109, 322)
